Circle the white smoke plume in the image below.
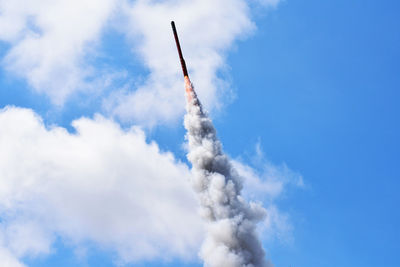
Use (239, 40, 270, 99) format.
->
(184, 80, 272, 267)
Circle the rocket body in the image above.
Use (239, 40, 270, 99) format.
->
(171, 21, 189, 78)
(171, 21, 195, 102)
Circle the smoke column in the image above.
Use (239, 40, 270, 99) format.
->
(183, 78, 271, 267)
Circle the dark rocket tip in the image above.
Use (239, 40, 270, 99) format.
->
(171, 21, 189, 78)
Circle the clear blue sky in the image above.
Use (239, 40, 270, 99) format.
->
(0, 0, 399, 267)
(224, 1, 400, 266)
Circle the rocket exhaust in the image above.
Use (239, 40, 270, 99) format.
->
(172, 21, 270, 267)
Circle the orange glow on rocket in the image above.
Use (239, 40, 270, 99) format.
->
(184, 75, 193, 102)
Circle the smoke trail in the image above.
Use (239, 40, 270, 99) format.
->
(184, 78, 272, 267)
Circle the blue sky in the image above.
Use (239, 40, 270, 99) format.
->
(0, 0, 399, 267)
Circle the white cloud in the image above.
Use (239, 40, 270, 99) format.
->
(0, 106, 203, 265)
(231, 142, 303, 244)
(0, 106, 298, 265)
(0, 0, 283, 124)
(233, 160, 299, 244)
(0, 0, 118, 104)
(262, 205, 293, 244)
(105, 0, 255, 125)
(234, 159, 304, 202)
(0, 247, 25, 267)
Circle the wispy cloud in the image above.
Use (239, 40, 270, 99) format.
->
(254, 0, 282, 8)
(232, 142, 304, 244)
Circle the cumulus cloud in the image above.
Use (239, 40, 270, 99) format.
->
(0, 106, 298, 265)
(0, 106, 203, 265)
(0, 0, 119, 104)
(105, 0, 254, 126)
(0, 0, 282, 124)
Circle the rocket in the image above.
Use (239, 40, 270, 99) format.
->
(171, 21, 195, 102)
(171, 21, 188, 78)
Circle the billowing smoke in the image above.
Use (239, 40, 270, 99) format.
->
(184, 79, 272, 267)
